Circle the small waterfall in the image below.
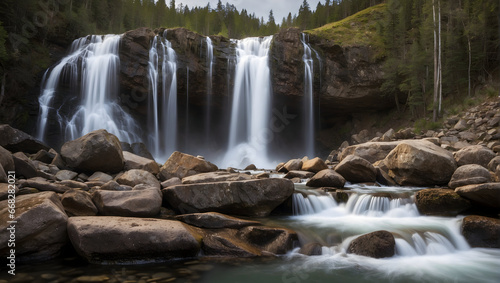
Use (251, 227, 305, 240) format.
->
(205, 37, 214, 143)
(300, 33, 315, 157)
(293, 193, 338, 215)
(147, 30, 178, 161)
(345, 194, 419, 217)
(37, 34, 140, 144)
(222, 36, 273, 168)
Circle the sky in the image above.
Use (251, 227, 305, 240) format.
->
(174, 0, 321, 24)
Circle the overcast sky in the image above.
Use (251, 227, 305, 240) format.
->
(175, 0, 321, 24)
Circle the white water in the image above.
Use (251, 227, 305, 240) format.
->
(221, 36, 274, 169)
(37, 35, 140, 143)
(147, 30, 177, 161)
(205, 37, 214, 143)
(300, 33, 315, 157)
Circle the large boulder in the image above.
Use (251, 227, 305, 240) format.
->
(0, 145, 14, 172)
(92, 187, 162, 217)
(123, 151, 159, 174)
(448, 165, 491, 189)
(384, 140, 457, 186)
(301, 157, 328, 173)
(163, 178, 294, 217)
(347, 230, 395, 258)
(61, 189, 98, 216)
(181, 171, 253, 184)
(339, 141, 401, 163)
(306, 169, 346, 188)
(0, 192, 68, 261)
(67, 217, 200, 263)
(415, 188, 471, 216)
(115, 169, 161, 190)
(335, 155, 377, 183)
(158, 151, 218, 181)
(461, 215, 500, 248)
(61, 130, 124, 173)
(0, 124, 50, 154)
(283, 158, 303, 172)
(12, 152, 38, 179)
(455, 183, 500, 209)
(453, 145, 496, 168)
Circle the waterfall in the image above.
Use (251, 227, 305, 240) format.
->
(147, 30, 178, 161)
(205, 37, 214, 143)
(221, 36, 273, 168)
(37, 34, 140, 144)
(300, 33, 315, 157)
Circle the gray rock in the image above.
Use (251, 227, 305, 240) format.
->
(115, 169, 160, 190)
(55, 169, 78, 181)
(20, 177, 71, 193)
(0, 145, 14, 172)
(487, 156, 500, 172)
(454, 145, 496, 168)
(0, 124, 50, 154)
(12, 152, 38, 179)
(123, 151, 159, 174)
(455, 183, 500, 209)
(339, 141, 401, 164)
(175, 212, 261, 229)
(161, 177, 182, 188)
(182, 171, 253, 184)
(283, 159, 303, 172)
(87, 172, 113, 183)
(448, 164, 491, 189)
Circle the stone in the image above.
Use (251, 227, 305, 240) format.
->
(256, 172, 269, 179)
(58, 180, 89, 190)
(461, 215, 500, 248)
(487, 156, 500, 172)
(415, 188, 471, 216)
(61, 129, 124, 173)
(67, 217, 200, 263)
(61, 189, 98, 216)
(0, 163, 6, 183)
(283, 159, 303, 172)
(0, 124, 50, 154)
(92, 187, 162, 217)
(55, 169, 78, 181)
(448, 164, 492, 189)
(116, 169, 161, 190)
(238, 226, 297, 254)
(32, 149, 55, 164)
(181, 171, 253, 184)
(12, 152, 38, 179)
(123, 151, 159, 174)
(455, 183, 500, 209)
(339, 141, 401, 163)
(384, 140, 457, 186)
(394, 128, 415, 139)
(201, 230, 262, 257)
(20, 178, 71, 193)
(0, 192, 68, 261)
(284, 170, 315, 179)
(161, 177, 182, 188)
(100, 180, 131, 191)
(87, 172, 113, 183)
(175, 212, 260, 229)
(244, 164, 257, 170)
(459, 131, 478, 141)
(301, 157, 328, 173)
(163, 178, 294, 217)
(299, 242, 323, 256)
(0, 145, 14, 172)
(158, 151, 218, 181)
(375, 167, 398, 186)
(306, 169, 346, 188)
(453, 119, 468, 131)
(275, 162, 286, 172)
(130, 142, 155, 160)
(454, 145, 496, 168)
(381, 128, 395, 141)
(347, 230, 395, 258)
(335, 155, 377, 183)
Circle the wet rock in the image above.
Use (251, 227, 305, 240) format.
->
(448, 165, 491, 189)
(61, 129, 124, 173)
(61, 189, 98, 216)
(462, 215, 500, 248)
(163, 178, 294, 217)
(55, 169, 78, 181)
(301, 157, 328, 173)
(123, 151, 159, 174)
(67, 217, 200, 263)
(306, 169, 346, 188)
(238, 226, 297, 254)
(0, 192, 68, 261)
(182, 171, 253, 184)
(159, 151, 218, 181)
(0, 124, 50, 154)
(299, 242, 323, 256)
(347, 230, 395, 258)
(415, 188, 471, 216)
(92, 187, 162, 217)
(384, 140, 457, 186)
(455, 183, 500, 209)
(12, 152, 38, 179)
(284, 170, 315, 179)
(116, 169, 161, 190)
(283, 158, 303, 172)
(176, 212, 260, 229)
(453, 145, 496, 168)
(335, 155, 377, 183)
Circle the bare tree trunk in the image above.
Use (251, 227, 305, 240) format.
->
(438, 0, 442, 117)
(467, 36, 471, 96)
(432, 0, 438, 122)
(0, 73, 5, 107)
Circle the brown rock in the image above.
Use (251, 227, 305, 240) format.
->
(448, 164, 491, 189)
(238, 226, 297, 254)
(158, 151, 218, 181)
(301, 157, 328, 173)
(299, 242, 323, 256)
(347, 230, 395, 258)
(0, 145, 14, 172)
(306, 169, 346, 188)
(175, 212, 260, 229)
(0, 124, 50, 154)
(487, 156, 500, 172)
(61, 189, 98, 216)
(181, 171, 253, 184)
(335, 155, 377, 183)
(12, 152, 38, 179)
(462, 215, 500, 248)
(283, 159, 303, 172)
(284, 170, 315, 179)
(455, 183, 500, 209)
(92, 187, 162, 217)
(123, 151, 159, 174)
(415, 188, 471, 216)
(20, 178, 71, 194)
(116, 169, 161, 190)
(454, 145, 496, 168)
(339, 141, 401, 163)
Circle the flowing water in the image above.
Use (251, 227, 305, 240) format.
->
(300, 33, 316, 158)
(205, 37, 214, 144)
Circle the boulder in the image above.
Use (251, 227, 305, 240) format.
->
(20, 177, 71, 193)
(299, 242, 323, 256)
(0, 183, 18, 201)
(244, 164, 257, 170)
(55, 169, 78, 181)
(60, 129, 124, 173)
(283, 159, 303, 172)
(347, 230, 395, 258)
(115, 169, 161, 190)
(284, 170, 315, 179)
(58, 180, 89, 190)
(301, 157, 328, 173)
(335, 155, 377, 183)
(0, 145, 14, 172)
(461, 215, 500, 248)
(448, 165, 491, 189)
(92, 187, 162, 217)
(32, 149, 55, 164)
(384, 140, 457, 186)
(455, 183, 500, 209)
(87, 171, 113, 183)
(158, 151, 218, 181)
(201, 230, 262, 257)
(306, 169, 346, 188)
(453, 145, 496, 168)
(415, 188, 471, 216)
(339, 141, 401, 163)
(61, 189, 98, 216)
(12, 152, 38, 179)
(0, 192, 68, 261)
(182, 171, 253, 184)
(175, 212, 260, 229)
(163, 178, 294, 217)
(123, 151, 159, 174)
(161, 177, 182, 188)
(67, 217, 200, 263)
(238, 226, 297, 255)
(0, 124, 50, 154)
(487, 156, 500, 172)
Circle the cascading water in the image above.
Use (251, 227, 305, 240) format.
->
(221, 36, 273, 168)
(37, 35, 140, 144)
(147, 30, 178, 161)
(300, 33, 316, 157)
(205, 37, 214, 143)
